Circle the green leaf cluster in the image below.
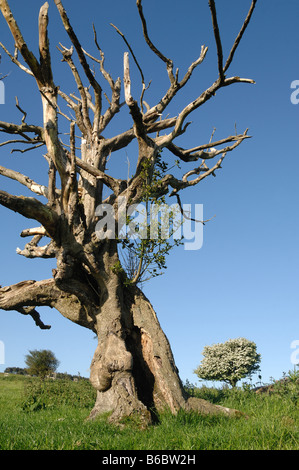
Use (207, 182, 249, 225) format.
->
(119, 152, 183, 285)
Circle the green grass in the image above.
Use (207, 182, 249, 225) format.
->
(0, 373, 298, 450)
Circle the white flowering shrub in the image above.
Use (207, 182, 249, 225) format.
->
(194, 337, 261, 388)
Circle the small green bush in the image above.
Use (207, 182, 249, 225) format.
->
(21, 378, 96, 412)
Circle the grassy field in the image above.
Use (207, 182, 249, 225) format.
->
(0, 373, 298, 450)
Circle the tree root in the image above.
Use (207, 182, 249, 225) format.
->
(88, 394, 248, 428)
(185, 397, 248, 419)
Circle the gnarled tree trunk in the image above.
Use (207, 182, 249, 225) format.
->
(89, 269, 247, 423)
(89, 282, 245, 424)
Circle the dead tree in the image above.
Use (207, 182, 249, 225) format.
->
(0, 0, 257, 425)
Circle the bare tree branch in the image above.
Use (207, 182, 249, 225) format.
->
(17, 306, 51, 330)
(141, 45, 208, 126)
(156, 75, 254, 148)
(175, 194, 216, 225)
(0, 280, 51, 328)
(62, 121, 80, 224)
(150, 147, 233, 199)
(58, 44, 92, 135)
(123, 52, 148, 144)
(0, 165, 48, 197)
(136, 0, 175, 84)
(0, 279, 52, 310)
(47, 159, 57, 207)
(0, 41, 34, 76)
(65, 152, 122, 195)
(111, 23, 145, 86)
(208, 0, 225, 81)
(0, 278, 95, 330)
(224, 0, 258, 73)
(10, 143, 45, 154)
(20, 227, 47, 237)
(0, 139, 44, 149)
(0, 121, 44, 140)
(81, 25, 124, 132)
(54, 0, 102, 132)
(39, 2, 53, 84)
(111, 22, 149, 113)
(166, 130, 250, 162)
(0, 0, 42, 82)
(0, 190, 58, 238)
(16, 239, 56, 259)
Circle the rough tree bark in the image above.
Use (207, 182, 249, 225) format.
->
(0, 0, 257, 425)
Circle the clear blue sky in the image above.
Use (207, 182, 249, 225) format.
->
(0, 0, 298, 386)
